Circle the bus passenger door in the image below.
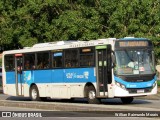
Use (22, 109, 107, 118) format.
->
(15, 54, 23, 96)
(96, 45, 112, 97)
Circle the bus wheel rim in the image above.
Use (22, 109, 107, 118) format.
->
(89, 91, 95, 99)
(32, 89, 37, 99)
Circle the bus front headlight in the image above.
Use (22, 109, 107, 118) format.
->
(116, 82, 121, 87)
(121, 84, 126, 89)
(115, 82, 126, 90)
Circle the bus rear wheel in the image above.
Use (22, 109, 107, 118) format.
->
(30, 85, 41, 101)
(87, 86, 100, 104)
(121, 97, 134, 104)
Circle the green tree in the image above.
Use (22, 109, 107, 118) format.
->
(0, 0, 160, 61)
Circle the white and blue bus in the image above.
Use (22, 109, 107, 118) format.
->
(2, 37, 157, 104)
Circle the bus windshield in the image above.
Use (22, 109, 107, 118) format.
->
(115, 49, 155, 75)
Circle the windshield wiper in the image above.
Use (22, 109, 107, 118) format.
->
(124, 49, 133, 62)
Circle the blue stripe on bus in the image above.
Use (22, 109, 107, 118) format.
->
(6, 68, 156, 89)
(6, 72, 26, 84)
(6, 68, 96, 84)
(6, 72, 15, 84)
(114, 75, 156, 88)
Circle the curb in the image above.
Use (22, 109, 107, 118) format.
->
(0, 100, 120, 111)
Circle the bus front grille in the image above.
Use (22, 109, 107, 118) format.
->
(127, 87, 152, 94)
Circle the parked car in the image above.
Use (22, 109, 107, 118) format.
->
(0, 67, 2, 86)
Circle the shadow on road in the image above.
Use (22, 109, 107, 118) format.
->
(5, 96, 152, 105)
(6, 96, 31, 101)
(101, 98, 152, 105)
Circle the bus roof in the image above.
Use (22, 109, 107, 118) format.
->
(3, 38, 116, 55)
(119, 37, 148, 41)
(2, 37, 151, 55)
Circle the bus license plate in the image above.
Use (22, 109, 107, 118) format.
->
(137, 89, 144, 93)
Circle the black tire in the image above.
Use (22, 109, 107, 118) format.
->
(40, 97, 48, 101)
(121, 97, 134, 104)
(30, 85, 41, 101)
(87, 86, 100, 104)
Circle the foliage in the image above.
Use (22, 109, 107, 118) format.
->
(0, 0, 160, 61)
(158, 80, 160, 86)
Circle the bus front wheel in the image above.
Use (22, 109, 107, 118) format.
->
(87, 86, 100, 104)
(121, 97, 134, 104)
(30, 85, 40, 101)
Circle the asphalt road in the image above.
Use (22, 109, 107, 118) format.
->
(0, 94, 160, 111)
(1, 87, 160, 120)
(0, 93, 160, 119)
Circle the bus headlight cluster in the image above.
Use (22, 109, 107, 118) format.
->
(152, 81, 156, 88)
(115, 82, 126, 90)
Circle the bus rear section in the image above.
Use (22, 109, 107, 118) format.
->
(2, 42, 114, 104)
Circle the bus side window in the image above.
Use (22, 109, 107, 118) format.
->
(65, 49, 78, 68)
(37, 52, 49, 69)
(79, 47, 95, 67)
(25, 60, 30, 70)
(52, 52, 63, 68)
(4, 55, 14, 71)
(24, 53, 35, 70)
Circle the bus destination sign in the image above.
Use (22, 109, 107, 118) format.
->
(119, 41, 148, 47)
